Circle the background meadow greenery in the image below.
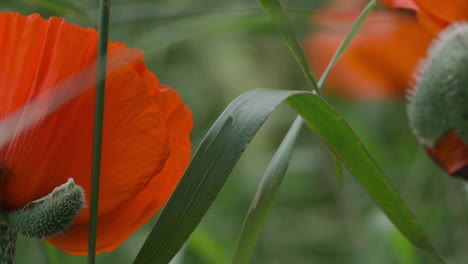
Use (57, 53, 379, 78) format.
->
(2, 0, 467, 263)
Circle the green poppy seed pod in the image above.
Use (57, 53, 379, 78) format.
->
(408, 23, 468, 178)
(6, 178, 85, 238)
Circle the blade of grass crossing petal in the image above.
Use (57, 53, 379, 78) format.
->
(232, 116, 302, 264)
(317, 0, 376, 88)
(134, 89, 444, 264)
(88, 0, 110, 263)
(257, 0, 319, 93)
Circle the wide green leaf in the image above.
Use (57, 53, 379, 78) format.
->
(133, 89, 444, 264)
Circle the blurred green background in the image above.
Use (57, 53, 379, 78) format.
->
(2, 0, 467, 263)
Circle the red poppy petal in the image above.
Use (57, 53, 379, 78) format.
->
(425, 131, 468, 179)
(46, 79, 192, 255)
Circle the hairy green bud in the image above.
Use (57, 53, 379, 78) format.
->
(408, 23, 468, 147)
(6, 178, 85, 239)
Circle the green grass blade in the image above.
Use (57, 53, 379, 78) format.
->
(317, 0, 376, 88)
(257, 0, 319, 93)
(88, 0, 110, 263)
(232, 116, 302, 264)
(133, 89, 444, 264)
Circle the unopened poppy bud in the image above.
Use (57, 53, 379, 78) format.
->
(408, 23, 468, 179)
(6, 178, 85, 238)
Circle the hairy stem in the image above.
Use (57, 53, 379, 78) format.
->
(0, 224, 17, 264)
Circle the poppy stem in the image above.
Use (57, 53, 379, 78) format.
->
(0, 224, 17, 264)
(88, 0, 111, 262)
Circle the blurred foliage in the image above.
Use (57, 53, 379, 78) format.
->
(3, 0, 468, 263)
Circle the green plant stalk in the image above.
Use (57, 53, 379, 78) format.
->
(0, 224, 17, 264)
(88, 0, 111, 263)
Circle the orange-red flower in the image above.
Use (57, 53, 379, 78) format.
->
(305, 9, 431, 100)
(383, 0, 468, 33)
(0, 12, 192, 255)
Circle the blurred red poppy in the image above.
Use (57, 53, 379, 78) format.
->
(305, 9, 431, 100)
(383, 0, 468, 33)
(0, 12, 192, 255)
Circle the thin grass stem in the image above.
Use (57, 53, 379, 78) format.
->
(88, 0, 111, 263)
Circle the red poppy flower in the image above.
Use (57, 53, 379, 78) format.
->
(383, 0, 468, 33)
(0, 12, 192, 255)
(305, 10, 431, 100)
